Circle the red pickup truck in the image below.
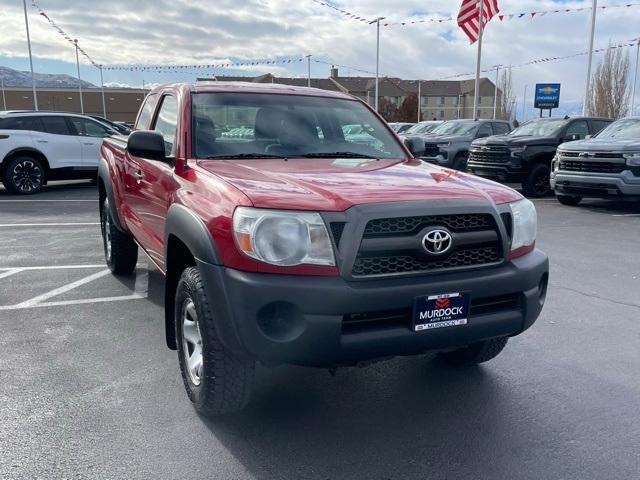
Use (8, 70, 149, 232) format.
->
(98, 81, 549, 416)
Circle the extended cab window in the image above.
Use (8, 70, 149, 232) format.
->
(493, 122, 510, 135)
(135, 93, 159, 130)
(191, 93, 407, 160)
(153, 95, 178, 157)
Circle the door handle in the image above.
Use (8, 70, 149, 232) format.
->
(83, 142, 94, 146)
(134, 170, 144, 183)
(36, 140, 48, 144)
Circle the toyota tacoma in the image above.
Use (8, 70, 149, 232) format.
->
(98, 81, 549, 416)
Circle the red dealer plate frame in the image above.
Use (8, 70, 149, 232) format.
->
(412, 292, 471, 332)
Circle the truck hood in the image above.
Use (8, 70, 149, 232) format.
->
(196, 158, 520, 211)
(558, 138, 640, 152)
(422, 134, 470, 144)
(473, 135, 556, 147)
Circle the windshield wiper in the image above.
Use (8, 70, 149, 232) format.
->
(204, 153, 287, 159)
(301, 152, 377, 159)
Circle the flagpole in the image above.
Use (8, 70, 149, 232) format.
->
(473, 0, 484, 120)
(582, 0, 598, 116)
(306, 54, 312, 87)
(22, 0, 38, 111)
(1, 77, 6, 111)
(631, 39, 639, 116)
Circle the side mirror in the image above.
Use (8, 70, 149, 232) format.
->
(563, 133, 580, 142)
(127, 130, 167, 162)
(585, 134, 593, 140)
(404, 137, 425, 157)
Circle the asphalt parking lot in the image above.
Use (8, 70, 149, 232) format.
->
(0, 182, 639, 480)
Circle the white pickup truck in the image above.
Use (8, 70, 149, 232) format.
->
(0, 111, 118, 194)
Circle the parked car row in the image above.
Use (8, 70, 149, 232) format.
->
(0, 111, 122, 194)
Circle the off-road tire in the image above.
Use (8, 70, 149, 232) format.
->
(175, 266, 255, 417)
(438, 337, 508, 367)
(556, 194, 582, 206)
(3, 155, 46, 194)
(100, 198, 138, 275)
(522, 163, 551, 197)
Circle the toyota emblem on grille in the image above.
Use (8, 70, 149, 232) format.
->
(422, 228, 453, 255)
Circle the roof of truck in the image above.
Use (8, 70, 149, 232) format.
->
(151, 81, 355, 100)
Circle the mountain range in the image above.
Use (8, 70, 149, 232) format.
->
(0, 66, 96, 89)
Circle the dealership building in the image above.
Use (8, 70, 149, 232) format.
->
(1, 68, 501, 123)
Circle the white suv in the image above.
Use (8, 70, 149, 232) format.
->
(0, 111, 118, 194)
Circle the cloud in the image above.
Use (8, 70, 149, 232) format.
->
(0, 0, 638, 106)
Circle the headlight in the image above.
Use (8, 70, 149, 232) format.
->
(509, 198, 537, 255)
(623, 152, 640, 166)
(436, 142, 450, 148)
(510, 146, 527, 158)
(232, 207, 335, 267)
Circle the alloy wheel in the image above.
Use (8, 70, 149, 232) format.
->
(181, 298, 203, 386)
(12, 160, 43, 193)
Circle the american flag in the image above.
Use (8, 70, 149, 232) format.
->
(457, 0, 500, 44)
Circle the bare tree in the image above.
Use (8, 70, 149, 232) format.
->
(497, 67, 516, 121)
(395, 94, 419, 122)
(587, 45, 630, 118)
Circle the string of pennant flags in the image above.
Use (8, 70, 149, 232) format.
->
(439, 39, 640, 80)
(30, 0, 100, 68)
(102, 58, 305, 72)
(309, 0, 640, 26)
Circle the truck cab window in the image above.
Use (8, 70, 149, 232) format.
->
(153, 96, 178, 157)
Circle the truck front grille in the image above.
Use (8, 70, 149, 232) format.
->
(558, 160, 626, 174)
(468, 145, 510, 164)
(352, 213, 503, 277)
(423, 144, 440, 157)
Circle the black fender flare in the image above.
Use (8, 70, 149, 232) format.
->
(97, 158, 126, 232)
(163, 205, 246, 353)
(164, 204, 222, 266)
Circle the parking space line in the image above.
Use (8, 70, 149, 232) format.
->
(0, 266, 149, 311)
(0, 199, 95, 202)
(612, 213, 640, 217)
(15, 269, 112, 308)
(0, 264, 105, 271)
(0, 269, 22, 279)
(0, 222, 100, 227)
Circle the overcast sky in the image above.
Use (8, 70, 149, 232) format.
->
(0, 0, 638, 117)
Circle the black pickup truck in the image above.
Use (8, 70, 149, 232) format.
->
(467, 117, 612, 197)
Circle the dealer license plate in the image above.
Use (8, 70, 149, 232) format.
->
(412, 292, 470, 332)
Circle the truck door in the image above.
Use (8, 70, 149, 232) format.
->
(123, 94, 178, 269)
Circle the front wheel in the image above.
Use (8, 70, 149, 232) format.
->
(452, 153, 468, 172)
(175, 266, 255, 417)
(3, 156, 45, 194)
(522, 164, 551, 197)
(437, 337, 508, 366)
(556, 194, 582, 206)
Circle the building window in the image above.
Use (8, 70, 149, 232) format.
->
(453, 96, 459, 106)
(478, 96, 482, 105)
(421, 96, 427, 106)
(438, 110, 445, 119)
(438, 96, 445, 106)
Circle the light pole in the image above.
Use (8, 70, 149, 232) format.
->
(306, 54, 311, 87)
(583, 0, 598, 115)
(492, 64, 502, 119)
(417, 80, 421, 122)
(74, 39, 84, 114)
(99, 65, 107, 118)
(522, 84, 528, 121)
(1, 77, 6, 110)
(369, 16, 385, 112)
(22, 0, 38, 110)
(632, 39, 639, 116)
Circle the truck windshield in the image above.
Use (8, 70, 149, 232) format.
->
(191, 93, 407, 159)
(430, 122, 477, 135)
(594, 118, 640, 139)
(510, 119, 567, 137)
(406, 122, 440, 134)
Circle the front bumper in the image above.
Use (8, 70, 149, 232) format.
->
(551, 170, 640, 197)
(198, 249, 549, 367)
(467, 161, 525, 182)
